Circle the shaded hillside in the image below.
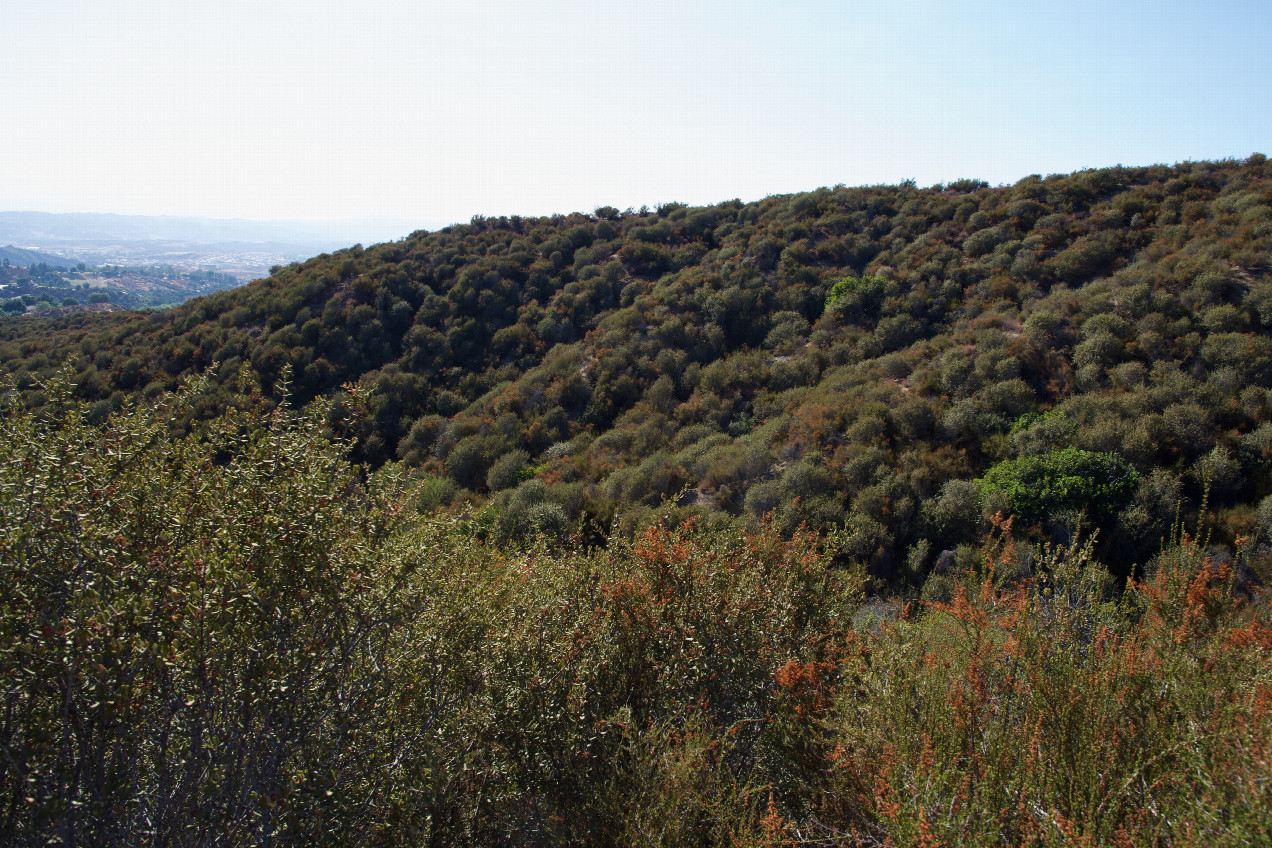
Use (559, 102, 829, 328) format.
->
(3, 155, 1272, 579)
(0, 245, 78, 269)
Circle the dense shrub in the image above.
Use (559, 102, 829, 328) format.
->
(0, 371, 443, 844)
(1, 379, 1269, 845)
(829, 521, 1272, 847)
(980, 447, 1139, 526)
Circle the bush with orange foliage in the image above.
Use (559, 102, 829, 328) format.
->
(822, 517, 1272, 847)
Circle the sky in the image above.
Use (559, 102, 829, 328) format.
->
(2, 0, 1269, 238)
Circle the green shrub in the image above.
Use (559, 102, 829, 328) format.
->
(0, 370, 450, 844)
(823, 274, 894, 319)
(487, 447, 532, 491)
(980, 447, 1139, 526)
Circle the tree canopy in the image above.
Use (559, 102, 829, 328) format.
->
(2, 156, 1272, 577)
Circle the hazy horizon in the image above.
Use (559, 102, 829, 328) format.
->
(0, 210, 430, 248)
(4, 1, 1268, 224)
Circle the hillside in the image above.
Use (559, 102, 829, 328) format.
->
(3, 156, 1272, 582)
(0, 244, 78, 269)
(2, 156, 1271, 845)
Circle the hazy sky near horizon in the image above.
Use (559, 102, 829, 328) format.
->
(3, 0, 1269, 233)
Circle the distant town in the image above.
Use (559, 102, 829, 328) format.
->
(0, 210, 422, 313)
(0, 256, 242, 313)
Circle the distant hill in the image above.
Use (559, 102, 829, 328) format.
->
(0, 244, 78, 269)
(2, 155, 1271, 580)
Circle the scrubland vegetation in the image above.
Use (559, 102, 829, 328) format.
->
(4, 157, 1272, 573)
(0, 372, 1268, 846)
(2, 156, 1272, 843)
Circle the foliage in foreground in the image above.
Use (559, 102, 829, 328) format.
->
(1, 380, 1268, 846)
(834, 520, 1272, 847)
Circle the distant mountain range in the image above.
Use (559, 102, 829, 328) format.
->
(0, 211, 420, 247)
(0, 211, 428, 275)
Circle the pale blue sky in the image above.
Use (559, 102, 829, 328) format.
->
(2, 0, 1268, 232)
